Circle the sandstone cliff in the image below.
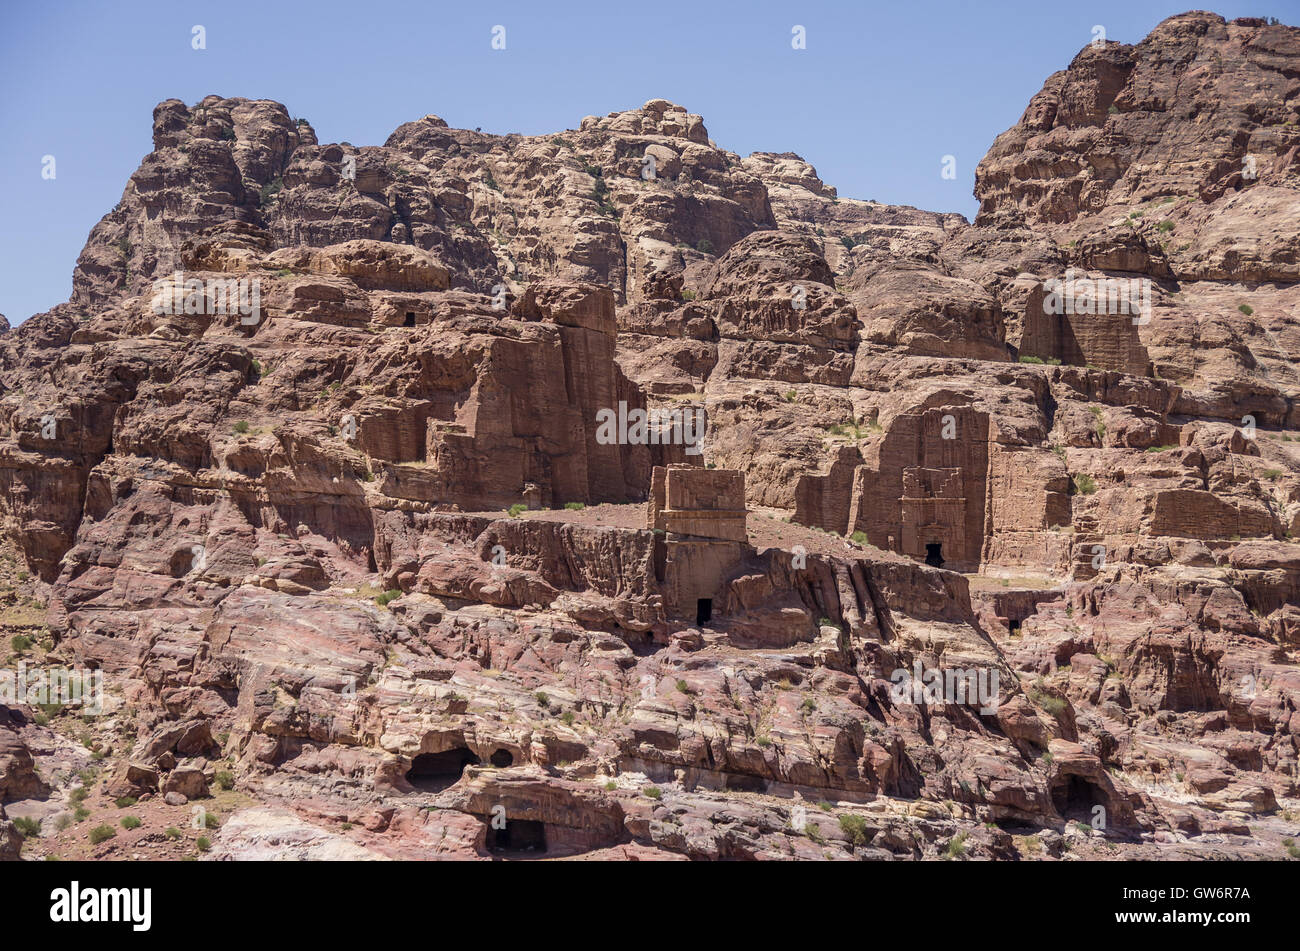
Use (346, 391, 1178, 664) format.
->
(0, 11, 1297, 861)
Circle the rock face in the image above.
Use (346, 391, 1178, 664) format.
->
(1, 12, 1299, 861)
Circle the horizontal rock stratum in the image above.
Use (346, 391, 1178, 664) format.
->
(1, 11, 1299, 861)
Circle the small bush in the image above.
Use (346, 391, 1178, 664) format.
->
(675, 679, 690, 693)
(203, 812, 220, 830)
(1157, 220, 1174, 233)
(534, 691, 550, 708)
(1018, 355, 1044, 364)
(945, 831, 969, 859)
(120, 816, 142, 830)
(196, 836, 212, 852)
(560, 710, 575, 726)
(507, 503, 528, 517)
(214, 770, 235, 791)
(563, 501, 585, 511)
(114, 796, 137, 809)
(849, 530, 868, 545)
(1238, 303, 1254, 316)
(73, 807, 91, 822)
(232, 420, 250, 435)
(838, 813, 869, 847)
(680, 289, 696, 301)
(165, 827, 182, 840)
(643, 786, 661, 800)
(9, 634, 33, 653)
(13, 816, 41, 838)
(373, 589, 401, 607)
(1072, 473, 1098, 495)
(89, 824, 116, 845)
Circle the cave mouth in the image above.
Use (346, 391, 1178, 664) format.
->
(924, 543, 944, 569)
(696, 598, 712, 625)
(404, 311, 416, 327)
(1052, 775, 1103, 821)
(487, 818, 547, 854)
(406, 748, 480, 790)
(724, 773, 766, 793)
(490, 748, 514, 768)
(1008, 619, 1022, 636)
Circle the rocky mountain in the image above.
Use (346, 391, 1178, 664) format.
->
(1, 11, 1298, 860)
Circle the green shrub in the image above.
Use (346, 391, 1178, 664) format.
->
(214, 770, 235, 790)
(643, 786, 661, 800)
(680, 289, 696, 301)
(563, 502, 585, 511)
(114, 796, 137, 809)
(945, 831, 969, 859)
(196, 836, 212, 852)
(165, 827, 182, 840)
(507, 503, 528, 517)
(258, 177, 283, 206)
(849, 530, 868, 545)
(560, 710, 575, 726)
(1157, 220, 1174, 232)
(88, 824, 116, 845)
(1073, 473, 1098, 495)
(73, 807, 91, 822)
(1018, 355, 1044, 364)
(373, 589, 401, 607)
(1238, 303, 1254, 316)
(203, 812, 220, 830)
(121, 816, 142, 830)
(695, 239, 713, 254)
(9, 634, 32, 653)
(838, 813, 869, 847)
(13, 816, 40, 838)
(232, 420, 250, 434)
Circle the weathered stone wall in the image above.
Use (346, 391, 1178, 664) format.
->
(851, 406, 990, 572)
(1021, 282, 1150, 375)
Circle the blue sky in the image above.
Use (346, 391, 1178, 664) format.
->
(0, 1, 1278, 324)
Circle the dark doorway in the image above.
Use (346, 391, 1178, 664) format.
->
(404, 311, 416, 327)
(487, 818, 547, 854)
(406, 748, 480, 790)
(489, 749, 514, 768)
(1008, 620, 1022, 636)
(725, 773, 767, 793)
(696, 598, 712, 625)
(924, 543, 944, 569)
(1052, 775, 1102, 821)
